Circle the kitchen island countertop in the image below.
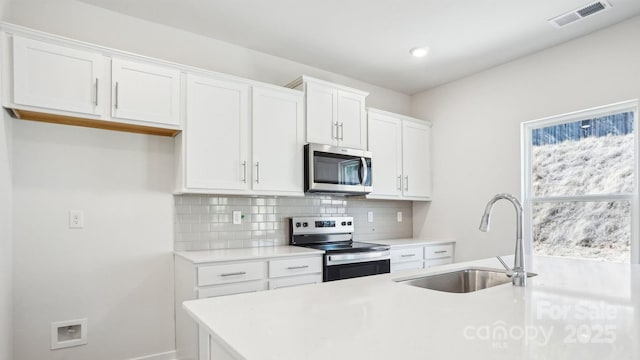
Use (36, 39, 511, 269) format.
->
(183, 255, 640, 359)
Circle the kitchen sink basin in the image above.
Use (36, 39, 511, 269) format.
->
(395, 267, 537, 293)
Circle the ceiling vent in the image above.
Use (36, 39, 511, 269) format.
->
(549, 1, 611, 28)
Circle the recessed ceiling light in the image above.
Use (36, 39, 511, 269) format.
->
(410, 47, 429, 58)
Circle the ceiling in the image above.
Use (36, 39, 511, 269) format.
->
(77, 0, 640, 94)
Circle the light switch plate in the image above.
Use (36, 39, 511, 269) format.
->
(232, 211, 242, 225)
(397, 211, 403, 222)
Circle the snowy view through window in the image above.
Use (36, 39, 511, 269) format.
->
(531, 112, 634, 263)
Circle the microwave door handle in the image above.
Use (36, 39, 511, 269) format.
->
(360, 157, 368, 186)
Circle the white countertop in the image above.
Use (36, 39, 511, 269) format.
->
(367, 237, 455, 247)
(174, 246, 324, 264)
(183, 256, 640, 359)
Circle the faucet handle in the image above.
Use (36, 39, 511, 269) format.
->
(496, 256, 515, 277)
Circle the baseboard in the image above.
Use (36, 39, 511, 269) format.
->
(129, 350, 177, 360)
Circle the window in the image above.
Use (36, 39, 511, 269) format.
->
(522, 101, 638, 264)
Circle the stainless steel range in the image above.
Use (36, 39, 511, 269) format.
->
(289, 216, 390, 281)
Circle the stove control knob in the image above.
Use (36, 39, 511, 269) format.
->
(341, 221, 346, 226)
(295, 222, 301, 228)
(302, 222, 308, 227)
(347, 221, 352, 226)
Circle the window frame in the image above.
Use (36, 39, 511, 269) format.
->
(521, 100, 639, 264)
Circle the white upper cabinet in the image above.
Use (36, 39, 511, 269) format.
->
(178, 75, 303, 196)
(367, 109, 432, 201)
(305, 81, 336, 145)
(252, 86, 304, 195)
(183, 74, 250, 192)
(13, 35, 104, 116)
(336, 90, 366, 149)
(288, 76, 368, 150)
(402, 120, 432, 199)
(368, 111, 402, 197)
(111, 58, 181, 127)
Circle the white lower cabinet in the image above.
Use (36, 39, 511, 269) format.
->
(390, 246, 424, 273)
(175, 253, 323, 360)
(424, 243, 455, 269)
(389, 242, 455, 273)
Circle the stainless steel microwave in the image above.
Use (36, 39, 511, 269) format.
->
(304, 143, 372, 195)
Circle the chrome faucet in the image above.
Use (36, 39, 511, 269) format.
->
(479, 193, 527, 287)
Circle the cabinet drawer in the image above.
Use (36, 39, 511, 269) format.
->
(269, 256, 322, 278)
(391, 260, 424, 273)
(198, 280, 268, 299)
(424, 244, 454, 259)
(424, 257, 453, 268)
(269, 274, 322, 290)
(197, 261, 266, 286)
(391, 247, 424, 263)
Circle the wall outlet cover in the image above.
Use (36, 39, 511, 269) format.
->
(397, 211, 403, 222)
(69, 210, 84, 229)
(232, 211, 242, 225)
(367, 211, 374, 223)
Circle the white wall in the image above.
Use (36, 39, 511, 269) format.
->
(0, 1, 12, 359)
(6, 0, 411, 116)
(0, 87, 13, 360)
(411, 16, 640, 262)
(12, 120, 175, 360)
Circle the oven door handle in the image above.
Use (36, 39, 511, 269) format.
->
(327, 250, 390, 264)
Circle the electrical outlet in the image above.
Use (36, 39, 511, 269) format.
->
(397, 211, 403, 222)
(69, 210, 84, 229)
(367, 211, 374, 223)
(232, 211, 242, 225)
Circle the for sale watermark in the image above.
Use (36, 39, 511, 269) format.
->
(462, 300, 618, 349)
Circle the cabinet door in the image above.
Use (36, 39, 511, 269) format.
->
(185, 74, 249, 191)
(337, 90, 366, 149)
(13, 35, 103, 116)
(112, 58, 180, 126)
(402, 121, 432, 199)
(305, 81, 337, 145)
(252, 87, 304, 194)
(368, 112, 402, 197)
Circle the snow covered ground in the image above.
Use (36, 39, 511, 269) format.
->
(532, 134, 633, 263)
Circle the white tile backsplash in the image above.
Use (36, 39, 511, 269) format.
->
(174, 194, 413, 251)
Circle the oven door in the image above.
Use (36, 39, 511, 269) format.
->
(324, 251, 390, 281)
(305, 143, 372, 194)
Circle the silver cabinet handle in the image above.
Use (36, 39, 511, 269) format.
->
(95, 78, 99, 106)
(401, 254, 416, 258)
(220, 271, 246, 277)
(404, 176, 409, 191)
(334, 122, 339, 140)
(242, 161, 247, 183)
(255, 162, 260, 184)
(114, 81, 119, 109)
(435, 250, 447, 254)
(286, 265, 309, 270)
(339, 122, 344, 140)
(397, 175, 402, 190)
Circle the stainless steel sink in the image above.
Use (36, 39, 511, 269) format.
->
(395, 267, 537, 293)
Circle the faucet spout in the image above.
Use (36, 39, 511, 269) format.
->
(478, 193, 527, 287)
